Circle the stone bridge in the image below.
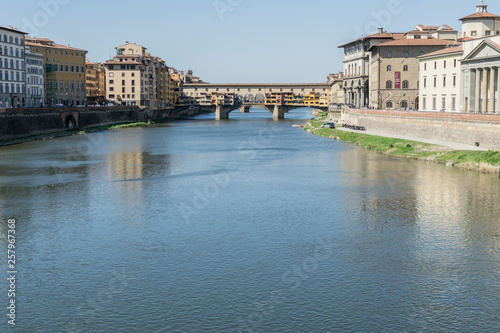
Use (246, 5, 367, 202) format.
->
(181, 83, 331, 120)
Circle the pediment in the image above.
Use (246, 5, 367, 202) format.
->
(464, 40, 500, 61)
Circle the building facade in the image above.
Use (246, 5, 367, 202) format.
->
(104, 42, 176, 109)
(25, 47, 44, 107)
(419, 47, 463, 112)
(338, 29, 405, 107)
(460, 2, 500, 114)
(0, 26, 27, 108)
(26, 37, 87, 106)
(86, 61, 106, 105)
(369, 38, 454, 110)
(327, 72, 344, 106)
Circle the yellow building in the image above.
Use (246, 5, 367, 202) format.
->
(26, 37, 87, 106)
(86, 61, 106, 105)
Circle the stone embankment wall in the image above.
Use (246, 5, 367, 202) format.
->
(343, 109, 500, 151)
(0, 107, 141, 141)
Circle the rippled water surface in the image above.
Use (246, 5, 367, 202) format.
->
(1, 110, 499, 332)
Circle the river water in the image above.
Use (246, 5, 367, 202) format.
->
(1, 109, 499, 332)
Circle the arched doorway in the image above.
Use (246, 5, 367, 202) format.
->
(65, 115, 77, 130)
(414, 97, 419, 110)
(401, 101, 408, 109)
(244, 94, 255, 103)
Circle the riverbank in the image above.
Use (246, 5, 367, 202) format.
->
(305, 117, 500, 175)
(0, 119, 168, 148)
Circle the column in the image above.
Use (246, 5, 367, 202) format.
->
(497, 67, 500, 114)
(490, 67, 496, 113)
(468, 70, 475, 113)
(361, 89, 365, 108)
(475, 68, 481, 113)
(481, 68, 488, 113)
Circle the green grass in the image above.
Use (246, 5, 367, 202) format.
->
(306, 118, 500, 173)
(107, 122, 148, 130)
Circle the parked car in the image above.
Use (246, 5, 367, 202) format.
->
(321, 123, 335, 129)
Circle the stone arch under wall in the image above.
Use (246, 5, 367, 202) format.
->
(244, 94, 255, 103)
(255, 94, 265, 104)
(64, 114, 77, 130)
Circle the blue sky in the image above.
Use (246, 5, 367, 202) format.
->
(4, 0, 498, 83)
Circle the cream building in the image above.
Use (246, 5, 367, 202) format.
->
(419, 46, 463, 112)
(460, 2, 500, 114)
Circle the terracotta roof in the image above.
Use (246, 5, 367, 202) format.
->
(417, 24, 454, 31)
(418, 46, 463, 58)
(458, 37, 475, 42)
(338, 32, 404, 48)
(460, 12, 500, 20)
(26, 39, 87, 53)
(372, 38, 458, 47)
(104, 60, 142, 65)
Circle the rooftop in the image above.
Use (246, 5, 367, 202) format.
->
(26, 37, 87, 53)
(418, 46, 463, 59)
(372, 38, 459, 48)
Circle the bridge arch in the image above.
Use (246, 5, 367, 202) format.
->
(244, 94, 255, 103)
(64, 115, 77, 130)
(255, 94, 265, 104)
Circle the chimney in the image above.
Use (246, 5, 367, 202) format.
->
(377, 27, 384, 34)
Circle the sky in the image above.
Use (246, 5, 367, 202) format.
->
(3, 0, 499, 83)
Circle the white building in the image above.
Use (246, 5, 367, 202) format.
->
(419, 46, 463, 112)
(460, 2, 500, 114)
(25, 47, 44, 107)
(0, 26, 27, 108)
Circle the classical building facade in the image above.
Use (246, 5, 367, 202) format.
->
(26, 37, 87, 106)
(419, 46, 463, 112)
(0, 26, 27, 108)
(327, 72, 344, 106)
(25, 47, 44, 107)
(460, 2, 500, 114)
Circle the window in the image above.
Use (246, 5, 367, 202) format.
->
(443, 76, 446, 87)
(122, 80, 125, 85)
(453, 76, 457, 87)
(132, 80, 135, 86)
(122, 72, 125, 77)
(424, 63, 427, 71)
(122, 87, 125, 93)
(404, 52, 409, 58)
(388, 52, 392, 58)
(403, 65, 408, 72)
(65, 65, 69, 71)
(442, 97, 446, 110)
(486, 31, 491, 36)
(452, 96, 456, 110)
(402, 80, 409, 89)
(109, 80, 114, 84)
(110, 87, 114, 92)
(432, 97, 437, 110)
(386, 101, 393, 108)
(414, 35, 421, 39)
(434, 62, 437, 70)
(109, 94, 115, 99)
(424, 78, 427, 88)
(386, 80, 393, 89)
(401, 101, 408, 109)
(387, 65, 392, 71)
(454, 59, 457, 67)
(471, 31, 477, 37)
(423, 97, 427, 109)
(71, 65, 74, 72)
(434, 77, 437, 88)
(444, 61, 446, 69)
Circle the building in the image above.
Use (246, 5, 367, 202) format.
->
(460, 2, 500, 114)
(26, 37, 87, 106)
(460, 1, 500, 39)
(0, 26, 27, 108)
(369, 36, 456, 110)
(86, 61, 106, 105)
(419, 46, 463, 112)
(338, 29, 405, 107)
(327, 72, 344, 106)
(104, 42, 177, 109)
(25, 47, 44, 107)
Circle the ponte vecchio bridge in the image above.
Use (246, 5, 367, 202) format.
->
(180, 83, 331, 120)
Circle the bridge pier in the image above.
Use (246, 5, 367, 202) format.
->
(215, 105, 229, 120)
(273, 105, 285, 120)
(240, 106, 250, 113)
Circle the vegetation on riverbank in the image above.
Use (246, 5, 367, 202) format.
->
(306, 115, 500, 174)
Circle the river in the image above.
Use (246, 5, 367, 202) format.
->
(1, 109, 499, 332)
